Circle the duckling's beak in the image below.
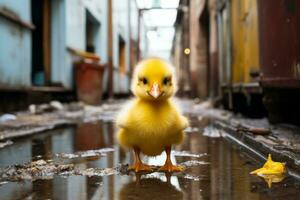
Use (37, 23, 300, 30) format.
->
(149, 83, 161, 98)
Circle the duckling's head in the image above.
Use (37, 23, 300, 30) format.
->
(131, 58, 177, 101)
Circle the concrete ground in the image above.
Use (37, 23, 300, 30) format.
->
(190, 102, 300, 177)
(0, 99, 300, 199)
(1, 99, 300, 173)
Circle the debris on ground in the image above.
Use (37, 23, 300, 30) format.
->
(237, 127, 271, 135)
(0, 114, 16, 122)
(183, 174, 207, 181)
(214, 117, 300, 174)
(184, 127, 199, 133)
(0, 144, 210, 183)
(29, 101, 83, 115)
(0, 160, 209, 182)
(0, 140, 13, 148)
(180, 160, 210, 167)
(203, 125, 222, 138)
(0, 159, 74, 181)
(55, 148, 115, 159)
(49, 101, 64, 111)
(172, 151, 207, 158)
(75, 168, 117, 177)
(0, 100, 122, 140)
(191, 100, 232, 121)
(188, 100, 300, 174)
(1, 99, 300, 185)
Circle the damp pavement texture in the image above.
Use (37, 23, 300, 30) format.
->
(0, 100, 300, 200)
(190, 101, 300, 174)
(0, 100, 120, 140)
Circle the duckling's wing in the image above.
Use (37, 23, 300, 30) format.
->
(180, 116, 189, 130)
(116, 100, 134, 129)
(170, 99, 189, 130)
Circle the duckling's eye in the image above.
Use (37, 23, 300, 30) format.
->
(140, 77, 148, 84)
(163, 77, 171, 85)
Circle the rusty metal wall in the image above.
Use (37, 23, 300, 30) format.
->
(258, 0, 300, 88)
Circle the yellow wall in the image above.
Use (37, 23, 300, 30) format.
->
(231, 0, 260, 83)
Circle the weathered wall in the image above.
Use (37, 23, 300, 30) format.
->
(112, 0, 138, 94)
(0, 0, 137, 95)
(208, 0, 219, 97)
(258, 0, 300, 88)
(129, 0, 139, 70)
(0, 0, 32, 88)
(0, 0, 109, 90)
(189, 0, 208, 98)
(61, 0, 107, 89)
(51, 0, 67, 88)
(231, 0, 259, 83)
(217, 0, 232, 86)
(62, 0, 138, 95)
(172, 0, 192, 96)
(172, 27, 183, 94)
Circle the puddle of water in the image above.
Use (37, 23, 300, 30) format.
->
(0, 119, 300, 200)
(203, 125, 222, 138)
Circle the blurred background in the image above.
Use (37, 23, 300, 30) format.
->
(1, 1, 300, 199)
(0, 0, 300, 125)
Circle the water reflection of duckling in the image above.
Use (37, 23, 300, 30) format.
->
(116, 58, 188, 172)
(119, 175, 183, 200)
(250, 154, 286, 176)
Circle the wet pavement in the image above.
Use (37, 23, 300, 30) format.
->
(1, 102, 300, 200)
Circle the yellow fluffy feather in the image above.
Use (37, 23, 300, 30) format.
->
(116, 58, 188, 172)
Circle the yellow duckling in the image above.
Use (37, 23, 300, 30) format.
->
(250, 154, 286, 175)
(116, 58, 189, 172)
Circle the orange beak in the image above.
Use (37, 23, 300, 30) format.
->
(149, 83, 161, 98)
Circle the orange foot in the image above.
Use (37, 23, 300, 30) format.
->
(159, 163, 184, 172)
(128, 162, 153, 172)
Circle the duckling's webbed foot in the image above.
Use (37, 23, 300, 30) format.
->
(129, 147, 153, 172)
(128, 163, 152, 172)
(159, 146, 184, 172)
(159, 163, 184, 172)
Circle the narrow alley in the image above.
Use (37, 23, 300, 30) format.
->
(1, 0, 300, 200)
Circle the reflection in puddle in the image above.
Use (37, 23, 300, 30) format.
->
(119, 173, 183, 200)
(55, 147, 114, 159)
(203, 125, 222, 138)
(0, 119, 300, 200)
(77, 167, 117, 177)
(183, 174, 206, 181)
(172, 150, 207, 158)
(260, 174, 286, 188)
